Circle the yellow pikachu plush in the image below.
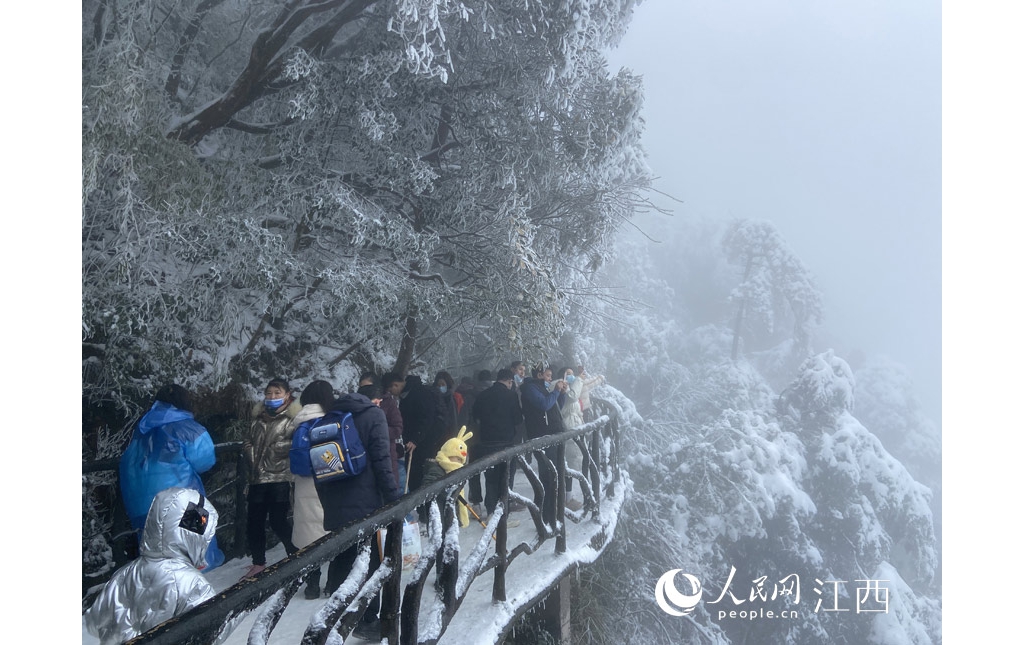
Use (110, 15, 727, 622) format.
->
(430, 426, 474, 527)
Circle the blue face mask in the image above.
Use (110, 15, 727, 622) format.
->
(514, 374, 523, 384)
(438, 385, 448, 394)
(545, 381, 554, 391)
(264, 397, 285, 411)
(565, 375, 576, 384)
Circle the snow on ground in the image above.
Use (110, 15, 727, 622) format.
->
(82, 473, 629, 644)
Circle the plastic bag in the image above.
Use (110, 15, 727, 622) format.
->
(381, 519, 421, 574)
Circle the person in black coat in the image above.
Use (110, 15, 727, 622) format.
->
(432, 370, 459, 436)
(400, 374, 447, 492)
(317, 387, 401, 637)
(507, 361, 528, 492)
(464, 370, 489, 508)
(519, 366, 568, 526)
(470, 369, 524, 517)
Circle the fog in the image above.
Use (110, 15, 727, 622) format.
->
(605, 0, 941, 422)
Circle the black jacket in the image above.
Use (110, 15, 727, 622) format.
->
(317, 394, 401, 531)
(472, 382, 523, 447)
(400, 376, 447, 455)
(437, 388, 458, 436)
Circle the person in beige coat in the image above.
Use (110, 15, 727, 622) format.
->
(576, 366, 604, 422)
(559, 367, 585, 430)
(286, 379, 335, 599)
(558, 366, 588, 510)
(242, 378, 301, 579)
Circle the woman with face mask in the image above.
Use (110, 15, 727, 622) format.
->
(241, 378, 301, 579)
(433, 371, 459, 437)
(557, 367, 585, 430)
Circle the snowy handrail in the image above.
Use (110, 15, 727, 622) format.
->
(113, 394, 629, 645)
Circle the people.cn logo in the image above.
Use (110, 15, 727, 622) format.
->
(655, 569, 703, 616)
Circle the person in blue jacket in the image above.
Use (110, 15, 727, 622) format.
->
(119, 384, 224, 570)
(520, 366, 568, 528)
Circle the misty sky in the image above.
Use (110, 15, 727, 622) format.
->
(605, 0, 941, 421)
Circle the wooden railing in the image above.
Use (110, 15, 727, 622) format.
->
(83, 442, 249, 592)
(84, 395, 629, 645)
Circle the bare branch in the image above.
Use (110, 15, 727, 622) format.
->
(226, 116, 297, 134)
(167, 0, 376, 146)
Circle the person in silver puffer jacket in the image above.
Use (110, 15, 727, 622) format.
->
(84, 487, 219, 645)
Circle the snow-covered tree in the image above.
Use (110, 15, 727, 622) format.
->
(854, 357, 941, 502)
(82, 0, 650, 413)
(853, 355, 942, 587)
(777, 352, 939, 633)
(573, 225, 939, 643)
(722, 219, 823, 364)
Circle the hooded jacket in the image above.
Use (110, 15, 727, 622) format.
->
(85, 488, 218, 645)
(317, 394, 401, 531)
(244, 398, 302, 484)
(119, 401, 216, 530)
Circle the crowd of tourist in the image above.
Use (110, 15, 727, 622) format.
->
(86, 361, 604, 643)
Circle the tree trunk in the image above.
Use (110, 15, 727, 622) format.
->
(393, 314, 417, 376)
(421, 104, 456, 165)
(167, 0, 376, 146)
(165, 0, 227, 101)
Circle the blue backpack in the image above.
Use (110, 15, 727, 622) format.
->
(307, 411, 367, 483)
(289, 417, 320, 477)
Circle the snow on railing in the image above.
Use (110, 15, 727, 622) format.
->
(90, 392, 635, 645)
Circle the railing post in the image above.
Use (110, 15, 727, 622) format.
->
(233, 450, 247, 559)
(110, 471, 133, 566)
(555, 440, 567, 554)
(587, 429, 600, 512)
(380, 517, 403, 644)
(437, 493, 459, 623)
(493, 458, 509, 602)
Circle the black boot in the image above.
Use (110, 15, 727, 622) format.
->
(304, 567, 322, 599)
